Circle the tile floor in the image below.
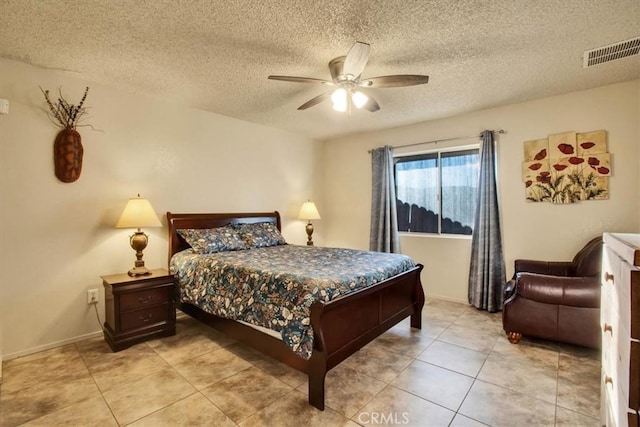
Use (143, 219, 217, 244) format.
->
(0, 299, 600, 426)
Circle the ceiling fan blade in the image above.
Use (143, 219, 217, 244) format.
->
(343, 42, 370, 78)
(268, 75, 333, 85)
(362, 95, 380, 112)
(297, 91, 332, 110)
(361, 75, 429, 88)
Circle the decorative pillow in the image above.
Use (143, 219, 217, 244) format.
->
(234, 222, 287, 248)
(177, 226, 246, 254)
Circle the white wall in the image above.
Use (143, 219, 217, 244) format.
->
(0, 58, 323, 358)
(324, 80, 640, 303)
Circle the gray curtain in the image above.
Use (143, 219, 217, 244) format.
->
(468, 131, 506, 312)
(370, 145, 401, 253)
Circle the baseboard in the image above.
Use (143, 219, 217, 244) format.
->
(2, 330, 103, 362)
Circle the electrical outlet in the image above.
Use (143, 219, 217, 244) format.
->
(87, 289, 99, 304)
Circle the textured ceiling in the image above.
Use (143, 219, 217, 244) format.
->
(0, 0, 638, 140)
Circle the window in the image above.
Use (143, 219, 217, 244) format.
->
(394, 147, 480, 235)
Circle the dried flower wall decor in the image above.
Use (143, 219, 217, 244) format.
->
(40, 86, 90, 183)
(522, 130, 610, 204)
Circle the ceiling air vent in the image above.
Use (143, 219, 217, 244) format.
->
(583, 36, 640, 68)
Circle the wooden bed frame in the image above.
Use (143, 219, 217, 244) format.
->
(167, 211, 425, 410)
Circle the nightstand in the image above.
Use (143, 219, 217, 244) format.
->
(101, 268, 176, 352)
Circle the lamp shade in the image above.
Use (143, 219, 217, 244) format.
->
(116, 196, 162, 229)
(298, 201, 321, 220)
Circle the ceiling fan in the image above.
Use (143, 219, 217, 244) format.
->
(268, 41, 429, 113)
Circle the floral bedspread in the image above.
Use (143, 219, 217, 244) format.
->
(170, 244, 416, 359)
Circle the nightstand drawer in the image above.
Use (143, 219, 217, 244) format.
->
(120, 287, 171, 312)
(120, 304, 170, 332)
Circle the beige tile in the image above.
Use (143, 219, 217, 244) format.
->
(458, 380, 556, 426)
(225, 343, 307, 388)
(297, 363, 387, 418)
(490, 335, 560, 370)
(0, 372, 101, 426)
(21, 395, 117, 426)
(75, 336, 155, 368)
(477, 353, 558, 404)
(449, 413, 490, 426)
(437, 323, 500, 353)
(554, 406, 600, 426)
(174, 345, 253, 389)
(1, 345, 87, 393)
(2, 343, 78, 368)
(557, 353, 601, 419)
(128, 393, 236, 427)
(415, 316, 451, 339)
(102, 367, 196, 425)
(425, 298, 470, 315)
(418, 340, 488, 377)
(0, 298, 605, 426)
(392, 360, 474, 411)
(239, 389, 357, 427)
(453, 311, 504, 335)
(354, 385, 455, 426)
(558, 352, 601, 383)
(88, 348, 170, 392)
(147, 327, 228, 365)
(341, 342, 414, 383)
(370, 325, 434, 358)
(201, 366, 292, 423)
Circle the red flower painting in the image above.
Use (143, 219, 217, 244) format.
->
(557, 143, 574, 155)
(568, 157, 584, 165)
(533, 149, 547, 160)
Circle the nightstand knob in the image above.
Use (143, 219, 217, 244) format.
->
(139, 313, 153, 323)
(603, 323, 613, 334)
(138, 296, 153, 304)
(604, 375, 613, 386)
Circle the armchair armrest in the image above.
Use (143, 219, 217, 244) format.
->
(515, 273, 600, 307)
(514, 259, 573, 276)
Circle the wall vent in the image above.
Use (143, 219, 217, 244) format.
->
(583, 36, 640, 68)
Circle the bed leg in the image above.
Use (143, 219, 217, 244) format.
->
(411, 266, 425, 330)
(410, 311, 422, 329)
(308, 368, 326, 411)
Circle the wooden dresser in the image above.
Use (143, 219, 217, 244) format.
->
(601, 233, 640, 426)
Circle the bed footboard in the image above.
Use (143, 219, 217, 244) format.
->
(307, 264, 424, 410)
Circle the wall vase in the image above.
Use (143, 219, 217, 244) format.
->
(54, 128, 83, 183)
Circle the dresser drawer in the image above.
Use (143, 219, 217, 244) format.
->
(604, 368, 625, 427)
(120, 303, 170, 332)
(120, 287, 171, 312)
(602, 246, 623, 316)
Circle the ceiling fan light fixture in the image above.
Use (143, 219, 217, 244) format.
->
(352, 91, 368, 109)
(331, 88, 347, 112)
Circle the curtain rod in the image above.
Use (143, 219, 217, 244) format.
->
(368, 129, 505, 153)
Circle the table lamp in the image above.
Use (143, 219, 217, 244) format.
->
(116, 194, 162, 276)
(298, 200, 321, 246)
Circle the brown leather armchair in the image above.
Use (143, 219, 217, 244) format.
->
(502, 236, 602, 349)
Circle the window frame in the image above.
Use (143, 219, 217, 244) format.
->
(393, 144, 480, 238)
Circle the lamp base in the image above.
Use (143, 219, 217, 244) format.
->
(128, 266, 152, 277)
(305, 221, 314, 246)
